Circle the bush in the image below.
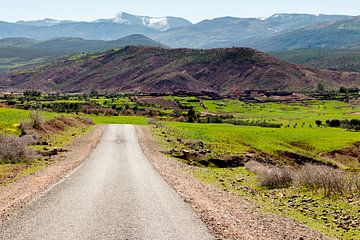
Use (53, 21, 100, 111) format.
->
(245, 161, 358, 196)
(29, 111, 44, 129)
(294, 164, 353, 196)
(245, 161, 292, 189)
(0, 135, 35, 163)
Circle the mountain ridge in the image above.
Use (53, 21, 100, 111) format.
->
(1, 46, 358, 94)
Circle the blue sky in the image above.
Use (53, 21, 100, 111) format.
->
(1, 0, 359, 23)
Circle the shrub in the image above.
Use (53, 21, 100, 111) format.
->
(294, 164, 352, 196)
(315, 120, 322, 127)
(29, 111, 44, 129)
(0, 135, 35, 163)
(245, 161, 292, 189)
(257, 167, 292, 189)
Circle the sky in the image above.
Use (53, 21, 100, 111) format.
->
(1, 0, 359, 23)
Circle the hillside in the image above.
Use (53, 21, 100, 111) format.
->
(1, 46, 359, 94)
(0, 35, 163, 71)
(258, 17, 360, 51)
(271, 48, 360, 72)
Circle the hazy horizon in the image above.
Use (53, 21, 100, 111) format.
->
(1, 0, 359, 24)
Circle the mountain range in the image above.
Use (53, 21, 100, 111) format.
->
(1, 46, 358, 94)
(0, 35, 163, 71)
(1, 12, 360, 51)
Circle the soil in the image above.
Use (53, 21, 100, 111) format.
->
(137, 126, 331, 240)
(0, 125, 105, 223)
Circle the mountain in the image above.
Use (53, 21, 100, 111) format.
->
(1, 46, 358, 94)
(0, 35, 164, 71)
(1, 13, 360, 51)
(0, 38, 40, 47)
(96, 12, 192, 31)
(257, 17, 360, 51)
(271, 48, 360, 72)
(156, 14, 355, 49)
(16, 18, 74, 27)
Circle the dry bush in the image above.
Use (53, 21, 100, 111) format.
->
(257, 167, 292, 189)
(246, 161, 359, 196)
(0, 135, 35, 163)
(29, 111, 44, 129)
(245, 161, 266, 174)
(294, 164, 354, 196)
(245, 161, 292, 189)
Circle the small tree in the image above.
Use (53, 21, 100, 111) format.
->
(317, 83, 325, 93)
(315, 120, 322, 127)
(29, 111, 44, 129)
(187, 108, 198, 123)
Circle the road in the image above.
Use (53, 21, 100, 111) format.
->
(0, 125, 213, 240)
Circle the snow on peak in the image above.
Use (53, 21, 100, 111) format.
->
(106, 12, 191, 31)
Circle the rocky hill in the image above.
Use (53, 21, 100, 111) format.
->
(1, 46, 359, 95)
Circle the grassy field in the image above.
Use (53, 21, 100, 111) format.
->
(89, 115, 148, 125)
(203, 100, 360, 124)
(0, 107, 60, 135)
(157, 121, 360, 169)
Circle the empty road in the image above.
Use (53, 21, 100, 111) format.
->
(0, 125, 213, 240)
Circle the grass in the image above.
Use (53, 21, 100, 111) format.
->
(157, 121, 360, 168)
(203, 100, 360, 125)
(0, 160, 48, 186)
(0, 108, 60, 135)
(89, 115, 148, 125)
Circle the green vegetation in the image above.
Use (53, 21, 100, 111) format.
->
(0, 108, 59, 135)
(90, 115, 147, 125)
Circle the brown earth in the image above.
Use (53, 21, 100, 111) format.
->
(322, 142, 360, 169)
(1, 46, 359, 95)
(136, 126, 330, 240)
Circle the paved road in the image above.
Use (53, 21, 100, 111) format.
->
(0, 125, 213, 240)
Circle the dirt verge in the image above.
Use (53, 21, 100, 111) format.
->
(0, 125, 105, 223)
(137, 126, 330, 240)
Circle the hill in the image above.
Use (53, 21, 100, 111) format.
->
(257, 17, 360, 51)
(0, 35, 164, 71)
(271, 48, 360, 72)
(1, 46, 359, 94)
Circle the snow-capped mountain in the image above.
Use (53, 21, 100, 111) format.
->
(96, 12, 192, 31)
(16, 18, 74, 27)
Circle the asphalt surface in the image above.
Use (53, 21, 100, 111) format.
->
(0, 125, 213, 240)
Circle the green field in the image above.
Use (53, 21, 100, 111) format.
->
(0, 108, 60, 135)
(89, 115, 148, 125)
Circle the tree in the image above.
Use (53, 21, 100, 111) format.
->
(317, 83, 325, 93)
(187, 108, 198, 123)
(315, 120, 322, 127)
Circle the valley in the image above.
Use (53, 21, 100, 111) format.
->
(0, 5, 359, 240)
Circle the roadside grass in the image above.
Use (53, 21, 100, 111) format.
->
(0, 160, 48, 186)
(193, 167, 360, 240)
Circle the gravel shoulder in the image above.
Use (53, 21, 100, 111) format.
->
(136, 126, 331, 240)
(0, 125, 105, 223)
